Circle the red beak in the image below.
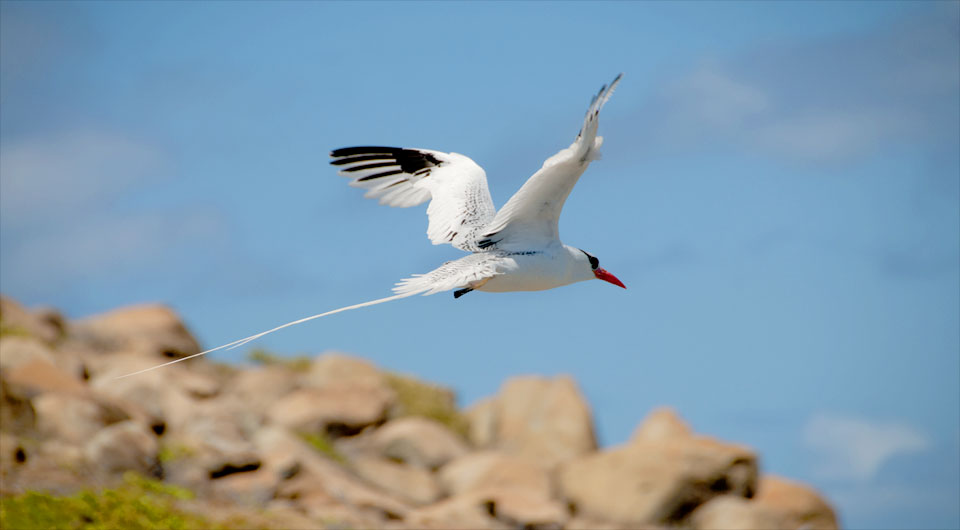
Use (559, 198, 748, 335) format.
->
(594, 268, 626, 289)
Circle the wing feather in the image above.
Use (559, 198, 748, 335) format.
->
(393, 252, 502, 296)
(478, 74, 622, 250)
(331, 147, 497, 250)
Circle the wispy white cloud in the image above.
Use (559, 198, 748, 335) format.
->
(0, 129, 166, 227)
(803, 413, 930, 481)
(0, 209, 226, 299)
(636, 4, 959, 166)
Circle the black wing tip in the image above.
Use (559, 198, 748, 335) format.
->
(330, 146, 403, 158)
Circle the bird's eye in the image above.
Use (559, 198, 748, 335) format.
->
(580, 249, 599, 270)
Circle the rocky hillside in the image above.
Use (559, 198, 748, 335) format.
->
(0, 295, 839, 529)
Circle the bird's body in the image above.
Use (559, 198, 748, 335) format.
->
(331, 73, 625, 297)
(394, 244, 596, 297)
(117, 74, 625, 379)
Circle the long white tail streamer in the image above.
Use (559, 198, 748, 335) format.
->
(114, 292, 415, 379)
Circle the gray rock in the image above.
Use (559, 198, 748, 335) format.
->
(0, 296, 63, 344)
(268, 386, 393, 436)
(71, 303, 200, 359)
(750, 475, 839, 530)
(559, 410, 758, 526)
(352, 455, 442, 505)
(370, 417, 469, 470)
(438, 450, 552, 498)
(0, 337, 56, 372)
(491, 375, 596, 468)
(84, 420, 160, 476)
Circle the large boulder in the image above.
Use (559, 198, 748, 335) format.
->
(752, 475, 839, 529)
(161, 399, 261, 488)
(256, 426, 414, 522)
(406, 485, 568, 530)
(0, 373, 36, 435)
(0, 336, 56, 371)
(31, 391, 130, 445)
(224, 364, 300, 417)
(352, 455, 442, 505)
(632, 406, 693, 441)
(71, 303, 200, 358)
(304, 352, 387, 390)
(559, 409, 758, 526)
(689, 495, 783, 530)
(263, 431, 413, 523)
(267, 352, 396, 436)
(0, 296, 64, 344)
(688, 478, 839, 530)
(4, 357, 86, 396)
(474, 375, 596, 468)
(84, 420, 160, 477)
(368, 416, 469, 470)
(438, 450, 552, 498)
(267, 386, 392, 436)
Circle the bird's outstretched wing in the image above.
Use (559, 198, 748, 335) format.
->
(331, 147, 496, 252)
(477, 74, 622, 251)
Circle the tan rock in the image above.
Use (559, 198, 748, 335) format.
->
(690, 495, 783, 530)
(439, 450, 552, 498)
(466, 397, 497, 448)
(162, 401, 261, 487)
(370, 416, 469, 470)
(32, 391, 129, 445)
(90, 357, 197, 431)
(0, 337, 56, 371)
(405, 490, 509, 530)
(199, 500, 319, 530)
(84, 420, 160, 476)
(632, 406, 693, 441)
(1, 373, 36, 434)
(752, 475, 839, 530)
(407, 486, 568, 530)
(0, 432, 28, 493)
(352, 455, 441, 505)
(225, 364, 301, 416)
(566, 516, 644, 530)
(257, 426, 413, 521)
(494, 375, 596, 468)
(211, 467, 280, 505)
(5, 357, 87, 398)
(72, 303, 200, 358)
(559, 429, 758, 526)
(0, 296, 63, 344)
(10, 438, 89, 494)
(268, 386, 392, 436)
(479, 486, 569, 528)
(305, 352, 386, 390)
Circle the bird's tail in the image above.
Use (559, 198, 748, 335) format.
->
(113, 291, 419, 379)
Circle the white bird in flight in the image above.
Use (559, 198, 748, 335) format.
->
(119, 74, 625, 379)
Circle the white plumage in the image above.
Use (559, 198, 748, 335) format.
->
(332, 73, 624, 297)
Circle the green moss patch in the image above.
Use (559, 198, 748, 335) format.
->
(298, 432, 348, 465)
(0, 472, 214, 530)
(246, 348, 312, 373)
(385, 372, 469, 439)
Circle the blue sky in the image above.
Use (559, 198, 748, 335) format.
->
(1, 1, 957, 528)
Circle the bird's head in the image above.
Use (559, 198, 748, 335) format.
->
(576, 249, 626, 289)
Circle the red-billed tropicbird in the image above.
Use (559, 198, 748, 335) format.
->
(118, 74, 625, 379)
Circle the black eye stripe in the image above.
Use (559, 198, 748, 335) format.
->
(579, 249, 600, 270)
